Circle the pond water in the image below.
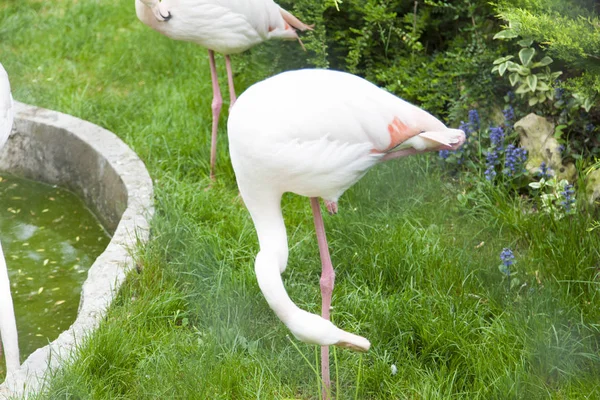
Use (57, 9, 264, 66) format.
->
(0, 174, 110, 380)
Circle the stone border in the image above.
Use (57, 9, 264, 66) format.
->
(0, 102, 154, 398)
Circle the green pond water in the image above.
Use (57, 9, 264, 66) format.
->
(0, 174, 111, 380)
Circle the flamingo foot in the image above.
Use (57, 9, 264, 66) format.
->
(324, 200, 338, 215)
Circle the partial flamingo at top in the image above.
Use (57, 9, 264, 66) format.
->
(135, 0, 312, 182)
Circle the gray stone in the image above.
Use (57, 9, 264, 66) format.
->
(585, 169, 600, 205)
(0, 102, 154, 398)
(515, 113, 576, 181)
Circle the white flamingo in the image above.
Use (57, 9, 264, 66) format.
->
(0, 62, 20, 377)
(228, 69, 465, 398)
(135, 0, 312, 181)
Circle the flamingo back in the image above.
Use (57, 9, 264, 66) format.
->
(228, 69, 454, 202)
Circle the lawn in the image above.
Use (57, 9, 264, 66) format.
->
(2, 1, 600, 399)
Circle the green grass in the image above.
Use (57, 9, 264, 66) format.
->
(2, 1, 600, 398)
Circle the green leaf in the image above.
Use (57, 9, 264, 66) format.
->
(493, 55, 514, 65)
(529, 182, 542, 189)
(517, 38, 533, 47)
(509, 72, 520, 86)
(499, 62, 509, 76)
(546, 91, 554, 100)
(517, 65, 531, 76)
(526, 75, 538, 92)
(491, 65, 499, 73)
(515, 83, 530, 94)
(498, 264, 511, 276)
(537, 56, 553, 67)
(536, 81, 550, 91)
(583, 97, 595, 112)
(550, 71, 563, 80)
(519, 47, 536, 67)
(510, 277, 521, 289)
(506, 61, 521, 72)
(494, 29, 519, 40)
(554, 124, 567, 139)
(537, 91, 546, 102)
(529, 97, 539, 106)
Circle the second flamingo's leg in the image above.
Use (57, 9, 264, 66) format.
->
(207, 50, 223, 182)
(0, 242, 20, 375)
(224, 55, 237, 107)
(310, 197, 335, 400)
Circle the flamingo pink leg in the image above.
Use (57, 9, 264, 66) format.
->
(310, 197, 334, 400)
(208, 49, 222, 182)
(225, 55, 237, 107)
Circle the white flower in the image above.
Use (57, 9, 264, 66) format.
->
(391, 364, 398, 375)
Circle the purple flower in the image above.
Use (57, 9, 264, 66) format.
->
(489, 126, 504, 150)
(458, 121, 471, 137)
(485, 150, 499, 181)
(503, 106, 515, 124)
(439, 150, 450, 159)
(560, 184, 576, 213)
(468, 109, 480, 131)
(503, 144, 528, 177)
(500, 248, 515, 267)
(538, 161, 552, 179)
(486, 150, 499, 164)
(585, 123, 595, 132)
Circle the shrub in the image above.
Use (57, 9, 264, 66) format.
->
(494, 0, 600, 108)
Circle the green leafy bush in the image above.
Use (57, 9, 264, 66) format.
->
(494, 0, 600, 104)
(492, 38, 561, 107)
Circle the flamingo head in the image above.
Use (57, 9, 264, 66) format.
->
(286, 308, 371, 352)
(445, 128, 466, 151)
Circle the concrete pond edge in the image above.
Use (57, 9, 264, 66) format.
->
(0, 102, 154, 398)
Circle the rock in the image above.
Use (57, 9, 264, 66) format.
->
(489, 104, 506, 127)
(585, 169, 600, 205)
(514, 113, 576, 181)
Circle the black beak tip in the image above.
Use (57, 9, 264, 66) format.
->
(161, 11, 172, 21)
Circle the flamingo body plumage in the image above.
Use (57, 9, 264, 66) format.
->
(228, 69, 465, 395)
(0, 62, 20, 376)
(135, 0, 311, 181)
(229, 69, 465, 207)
